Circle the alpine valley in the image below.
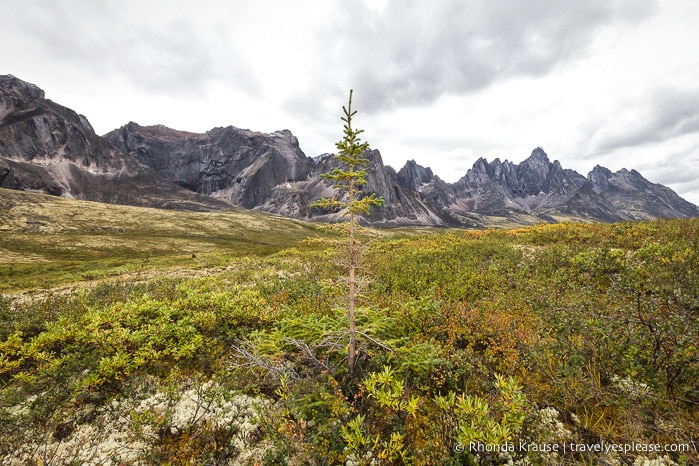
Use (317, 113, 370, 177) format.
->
(2, 74, 697, 227)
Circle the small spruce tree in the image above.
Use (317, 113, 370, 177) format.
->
(312, 89, 384, 376)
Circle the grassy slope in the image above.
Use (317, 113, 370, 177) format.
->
(0, 188, 326, 293)
(1, 189, 697, 464)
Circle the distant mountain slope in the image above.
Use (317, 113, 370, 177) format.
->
(587, 164, 699, 220)
(2, 75, 697, 225)
(104, 122, 317, 209)
(104, 123, 451, 226)
(105, 120, 697, 226)
(0, 75, 231, 211)
(436, 148, 698, 222)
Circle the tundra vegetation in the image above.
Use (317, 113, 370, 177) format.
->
(1, 193, 697, 464)
(1, 93, 697, 466)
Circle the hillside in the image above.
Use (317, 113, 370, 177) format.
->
(1, 207, 697, 464)
(0, 188, 324, 293)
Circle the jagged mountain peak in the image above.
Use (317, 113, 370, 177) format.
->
(588, 165, 613, 191)
(528, 147, 550, 161)
(519, 147, 551, 171)
(474, 156, 490, 168)
(2, 75, 697, 225)
(587, 165, 699, 219)
(397, 159, 435, 190)
(488, 158, 504, 169)
(516, 148, 554, 195)
(0, 77, 232, 211)
(0, 74, 45, 105)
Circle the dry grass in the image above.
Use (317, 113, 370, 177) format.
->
(0, 188, 545, 294)
(0, 188, 325, 293)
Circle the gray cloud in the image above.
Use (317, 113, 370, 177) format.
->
(5, 0, 696, 205)
(6, 0, 260, 97)
(324, 0, 656, 112)
(593, 88, 699, 152)
(648, 150, 699, 206)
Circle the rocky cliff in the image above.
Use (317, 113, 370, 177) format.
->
(0, 75, 230, 211)
(2, 75, 697, 225)
(400, 148, 697, 224)
(587, 165, 698, 220)
(105, 124, 451, 226)
(104, 122, 316, 209)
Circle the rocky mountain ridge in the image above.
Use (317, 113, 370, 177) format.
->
(2, 75, 697, 226)
(412, 147, 698, 223)
(0, 75, 231, 211)
(105, 121, 698, 226)
(105, 122, 450, 225)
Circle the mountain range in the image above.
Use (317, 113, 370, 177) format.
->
(2, 74, 697, 227)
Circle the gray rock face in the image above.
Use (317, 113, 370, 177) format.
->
(0, 75, 119, 171)
(451, 149, 588, 212)
(587, 166, 699, 220)
(517, 147, 552, 195)
(406, 147, 698, 223)
(397, 160, 435, 190)
(3, 75, 697, 225)
(0, 75, 45, 119)
(0, 75, 230, 211)
(351, 150, 450, 225)
(105, 123, 450, 225)
(104, 122, 317, 209)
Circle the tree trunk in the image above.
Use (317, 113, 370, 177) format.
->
(348, 189, 357, 376)
(348, 258, 356, 376)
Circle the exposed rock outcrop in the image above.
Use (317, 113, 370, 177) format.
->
(2, 75, 697, 225)
(0, 75, 231, 211)
(105, 124, 451, 225)
(396, 148, 698, 223)
(104, 122, 316, 209)
(588, 165, 699, 220)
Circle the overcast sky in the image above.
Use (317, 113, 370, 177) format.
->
(3, 0, 699, 204)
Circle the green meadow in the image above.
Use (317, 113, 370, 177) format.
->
(0, 189, 324, 294)
(0, 188, 697, 465)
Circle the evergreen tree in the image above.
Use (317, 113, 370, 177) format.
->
(312, 89, 384, 376)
